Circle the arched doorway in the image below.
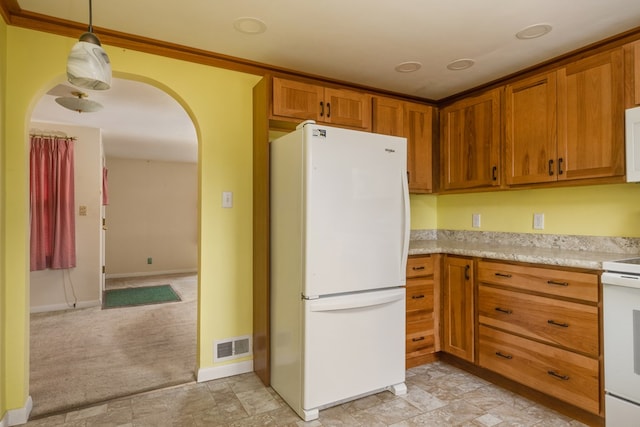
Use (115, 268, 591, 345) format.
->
(27, 76, 199, 417)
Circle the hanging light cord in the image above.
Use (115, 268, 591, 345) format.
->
(88, 0, 93, 33)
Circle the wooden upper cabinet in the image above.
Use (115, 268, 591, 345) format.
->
(404, 103, 435, 193)
(372, 97, 435, 193)
(272, 77, 371, 130)
(372, 97, 404, 136)
(624, 40, 640, 107)
(505, 72, 558, 185)
(557, 48, 625, 181)
(441, 88, 501, 191)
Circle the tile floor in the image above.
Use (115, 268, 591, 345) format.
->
(25, 361, 587, 426)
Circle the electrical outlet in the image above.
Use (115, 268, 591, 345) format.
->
(472, 213, 481, 228)
(147, 257, 153, 264)
(533, 213, 545, 230)
(79, 205, 87, 216)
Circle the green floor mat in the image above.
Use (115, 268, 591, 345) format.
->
(103, 284, 181, 308)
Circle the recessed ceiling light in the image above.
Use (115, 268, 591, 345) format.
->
(395, 61, 422, 73)
(233, 17, 267, 35)
(447, 58, 475, 71)
(516, 23, 553, 40)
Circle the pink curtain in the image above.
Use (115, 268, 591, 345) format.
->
(30, 135, 77, 271)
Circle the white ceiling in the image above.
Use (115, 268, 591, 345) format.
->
(20, 0, 640, 161)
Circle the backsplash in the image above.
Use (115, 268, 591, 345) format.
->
(411, 229, 640, 255)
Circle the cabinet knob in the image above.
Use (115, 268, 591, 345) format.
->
(412, 266, 425, 271)
(320, 101, 325, 117)
(558, 157, 564, 175)
(548, 159, 554, 176)
(495, 307, 513, 314)
(411, 295, 425, 300)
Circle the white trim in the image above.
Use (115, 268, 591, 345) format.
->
(6, 395, 32, 426)
(196, 360, 253, 383)
(30, 300, 100, 314)
(105, 269, 197, 279)
(1, 412, 7, 427)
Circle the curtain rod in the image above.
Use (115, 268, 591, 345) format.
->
(29, 131, 76, 140)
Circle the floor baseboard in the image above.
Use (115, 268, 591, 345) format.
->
(197, 360, 253, 383)
(5, 396, 32, 426)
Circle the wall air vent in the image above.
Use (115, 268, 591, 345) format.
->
(214, 335, 252, 362)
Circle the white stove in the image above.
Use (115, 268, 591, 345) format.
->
(602, 258, 640, 426)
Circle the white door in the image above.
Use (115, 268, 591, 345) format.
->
(303, 125, 409, 297)
(302, 287, 405, 417)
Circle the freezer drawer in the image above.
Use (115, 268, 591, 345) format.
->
(302, 287, 406, 419)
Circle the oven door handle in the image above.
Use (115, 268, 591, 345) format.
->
(602, 272, 640, 290)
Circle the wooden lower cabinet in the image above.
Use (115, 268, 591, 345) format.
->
(478, 325, 600, 414)
(442, 255, 474, 362)
(476, 260, 602, 416)
(406, 255, 439, 368)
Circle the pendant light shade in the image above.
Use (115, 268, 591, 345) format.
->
(55, 91, 103, 113)
(66, 0, 111, 90)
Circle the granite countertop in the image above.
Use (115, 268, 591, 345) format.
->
(409, 231, 640, 270)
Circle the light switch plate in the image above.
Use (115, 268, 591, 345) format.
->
(222, 191, 233, 208)
(533, 213, 545, 230)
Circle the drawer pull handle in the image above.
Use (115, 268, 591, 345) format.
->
(412, 337, 425, 342)
(495, 307, 513, 314)
(412, 266, 425, 271)
(495, 272, 512, 278)
(547, 320, 569, 328)
(495, 351, 513, 360)
(411, 295, 425, 300)
(547, 280, 569, 287)
(547, 370, 570, 381)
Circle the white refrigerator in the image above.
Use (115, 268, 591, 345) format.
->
(270, 121, 409, 421)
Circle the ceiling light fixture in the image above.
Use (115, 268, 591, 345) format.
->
(66, 0, 112, 90)
(447, 58, 475, 71)
(395, 61, 422, 73)
(233, 17, 267, 35)
(516, 23, 553, 40)
(55, 91, 103, 113)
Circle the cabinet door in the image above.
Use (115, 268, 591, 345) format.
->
(624, 40, 640, 107)
(405, 103, 434, 193)
(441, 89, 501, 190)
(372, 97, 404, 136)
(505, 72, 558, 185)
(272, 77, 323, 121)
(442, 256, 474, 362)
(557, 48, 625, 180)
(324, 87, 372, 130)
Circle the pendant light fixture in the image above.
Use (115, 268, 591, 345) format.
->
(55, 91, 103, 113)
(66, 0, 111, 90)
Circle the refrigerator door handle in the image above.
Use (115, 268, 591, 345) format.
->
(401, 169, 410, 273)
(309, 289, 405, 312)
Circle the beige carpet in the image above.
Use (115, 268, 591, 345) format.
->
(29, 273, 197, 418)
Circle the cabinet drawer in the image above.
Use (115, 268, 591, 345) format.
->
(477, 260, 598, 303)
(407, 321, 435, 355)
(406, 279, 434, 312)
(478, 285, 599, 356)
(407, 256, 434, 278)
(479, 326, 599, 414)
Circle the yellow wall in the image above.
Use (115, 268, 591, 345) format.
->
(412, 183, 640, 237)
(0, 11, 7, 422)
(1, 26, 260, 416)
